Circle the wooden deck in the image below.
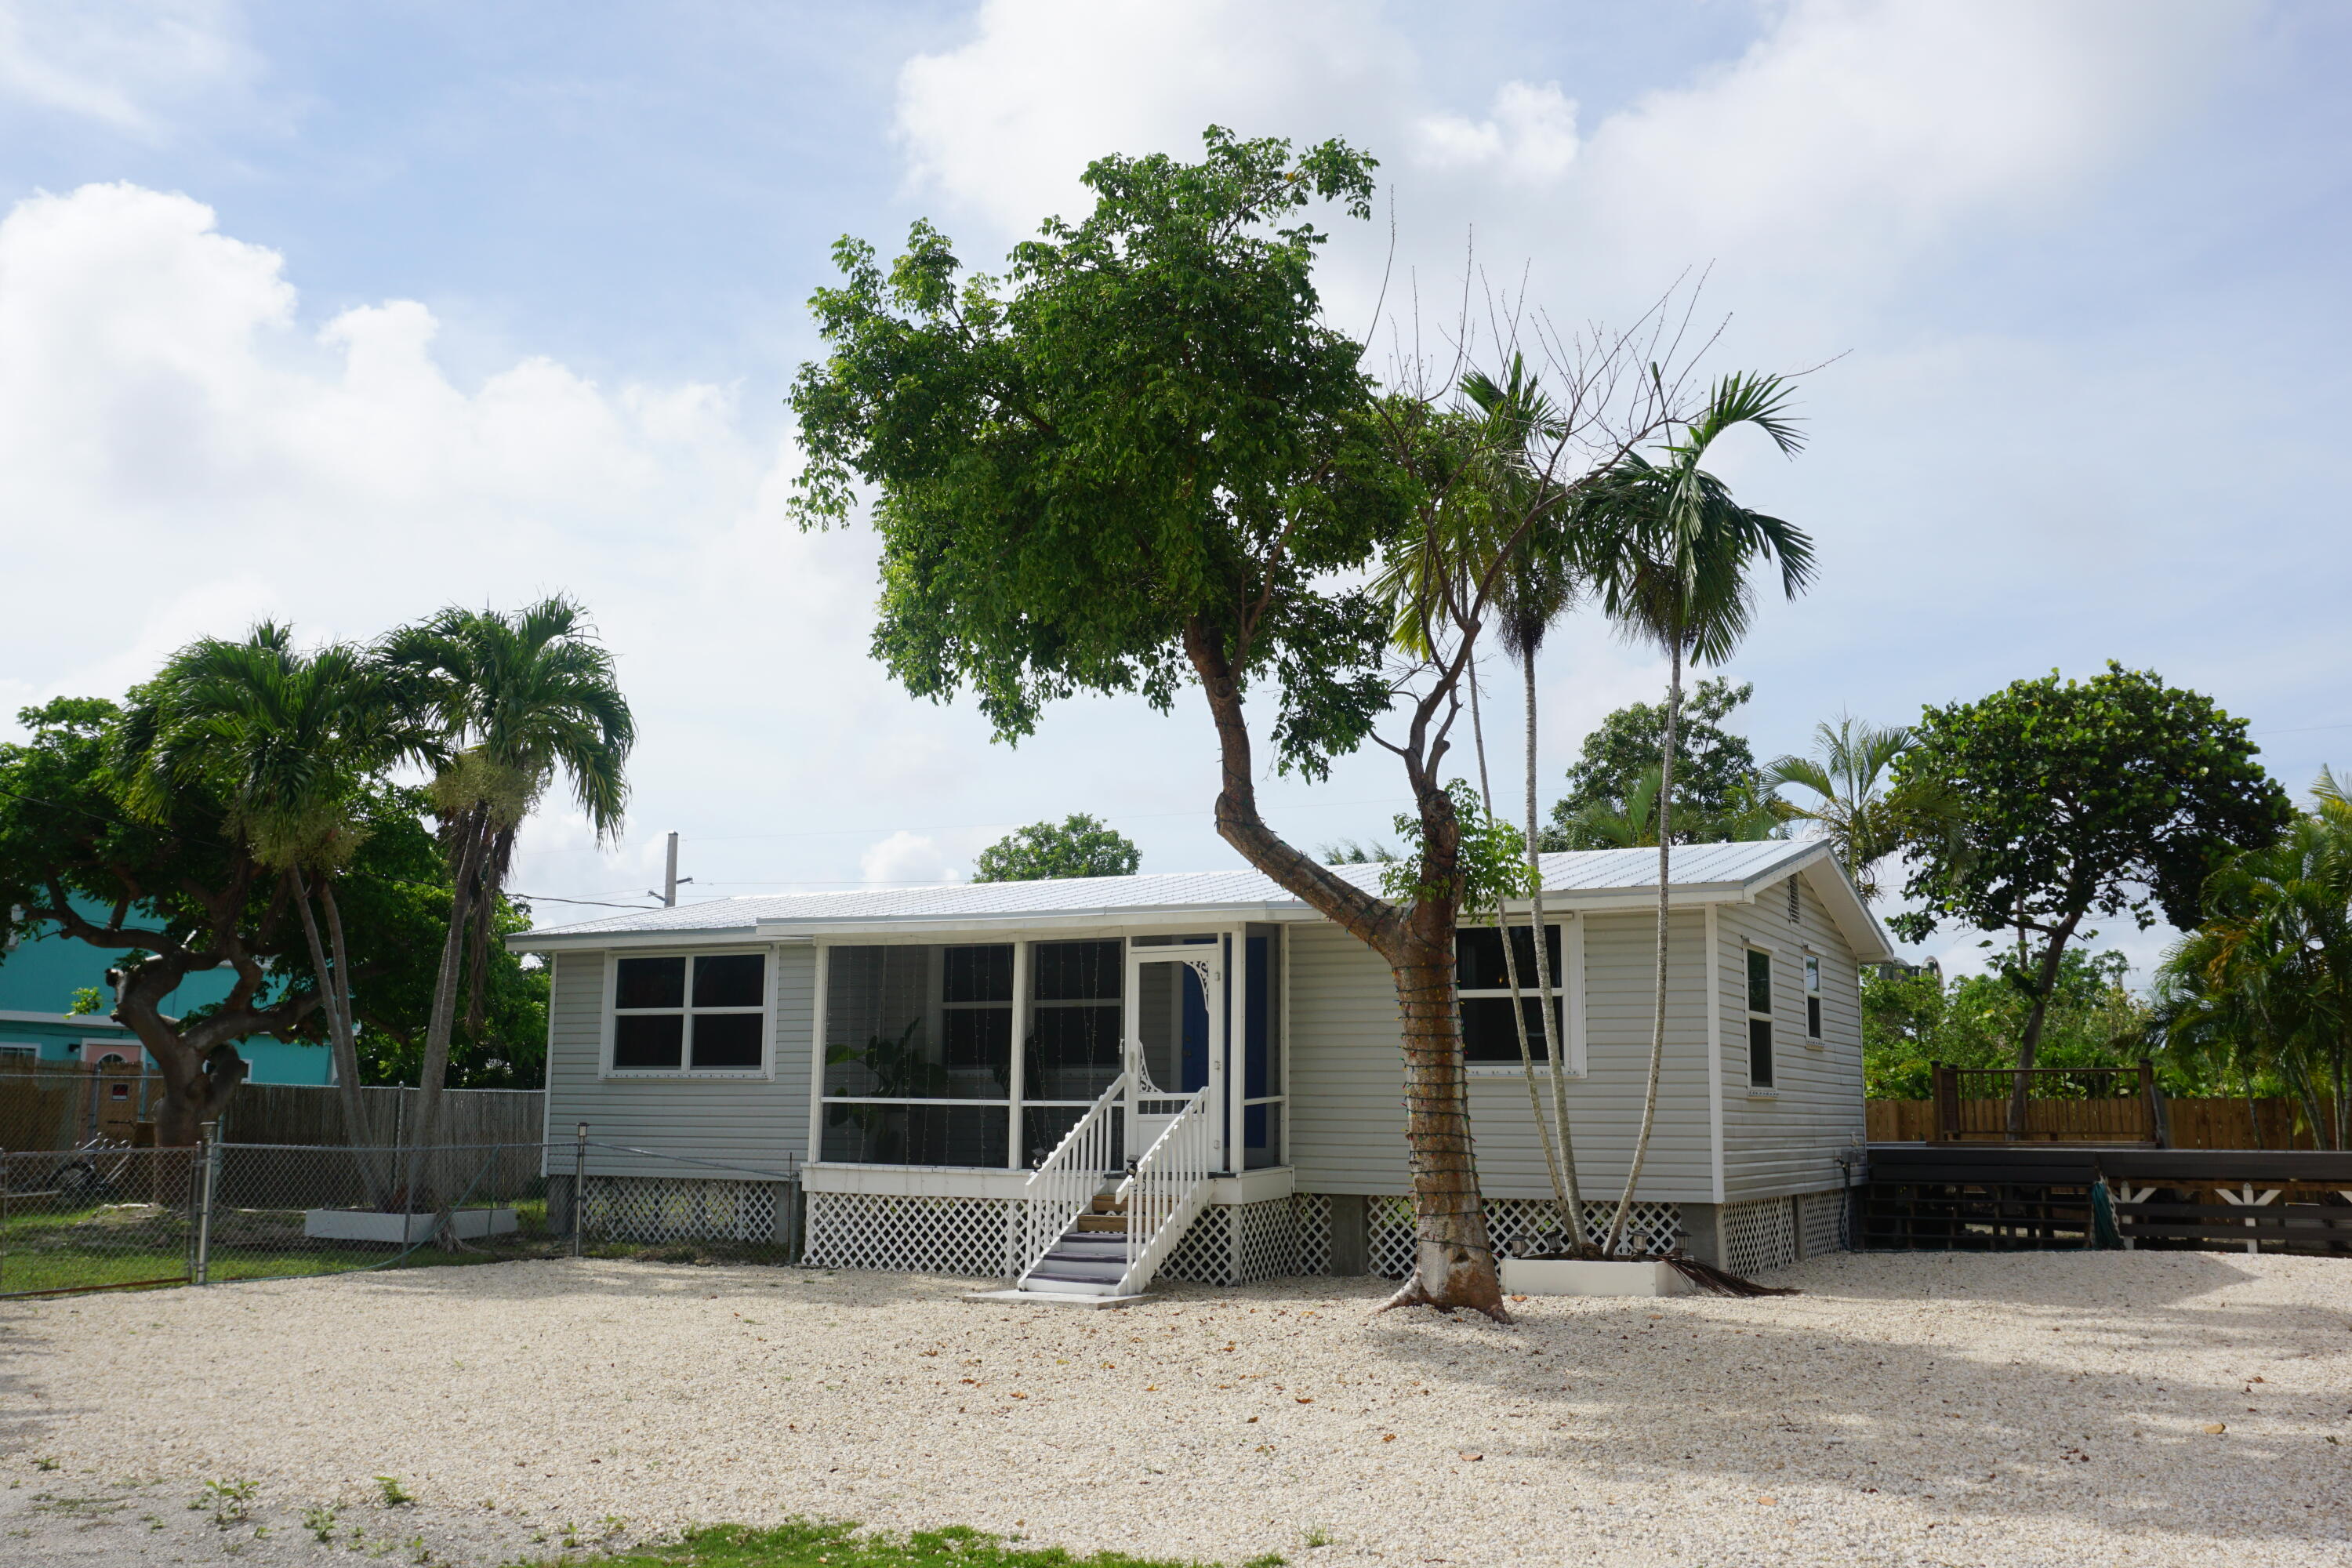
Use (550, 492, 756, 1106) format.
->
(1861, 1142, 2352, 1253)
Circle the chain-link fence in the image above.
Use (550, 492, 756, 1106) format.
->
(2, 1133, 804, 1298)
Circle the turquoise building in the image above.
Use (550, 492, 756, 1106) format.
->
(0, 906, 334, 1085)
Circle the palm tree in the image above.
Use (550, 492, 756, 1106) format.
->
(382, 597, 634, 1200)
(1582, 372, 1816, 1255)
(1766, 714, 1914, 902)
(1466, 358, 1588, 1248)
(1553, 764, 1785, 849)
(116, 625, 419, 1196)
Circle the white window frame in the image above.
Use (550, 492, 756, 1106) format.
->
(1802, 950, 1824, 1046)
(0, 1041, 35, 1060)
(601, 947, 776, 1080)
(1460, 916, 1586, 1078)
(1744, 942, 1777, 1094)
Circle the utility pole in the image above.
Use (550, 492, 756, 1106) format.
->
(652, 832, 693, 908)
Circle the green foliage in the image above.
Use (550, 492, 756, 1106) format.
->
(1766, 713, 1914, 902)
(1381, 781, 1536, 909)
(788, 126, 1400, 780)
(1544, 679, 1773, 848)
(577, 1519, 1244, 1568)
(1316, 839, 1397, 865)
(1863, 952, 2155, 1099)
(1887, 663, 2292, 956)
(971, 815, 1140, 882)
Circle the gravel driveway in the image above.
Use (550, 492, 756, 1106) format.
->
(2, 1251, 2347, 1567)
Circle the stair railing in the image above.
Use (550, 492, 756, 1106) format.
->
(1115, 1083, 1214, 1294)
(1018, 1072, 1127, 1286)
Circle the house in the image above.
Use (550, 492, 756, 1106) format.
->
(510, 839, 1892, 1294)
(0, 904, 334, 1085)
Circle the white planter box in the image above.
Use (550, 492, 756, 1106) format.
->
(302, 1208, 519, 1244)
(1501, 1257, 1693, 1298)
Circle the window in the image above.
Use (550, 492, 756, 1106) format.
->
(1804, 953, 1823, 1043)
(822, 943, 1014, 1167)
(1746, 947, 1775, 1089)
(610, 953, 768, 1073)
(0, 1043, 34, 1060)
(1455, 924, 1564, 1065)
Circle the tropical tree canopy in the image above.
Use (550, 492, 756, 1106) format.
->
(1543, 678, 1773, 848)
(1863, 950, 2151, 1100)
(1887, 663, 2292, 1125)
(971, 814, 1142, 882)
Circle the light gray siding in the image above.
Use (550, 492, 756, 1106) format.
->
(1716, 873, 1867, 1201)
(543, 944, 815, 1178)
(1286, 909, 1719, 1203)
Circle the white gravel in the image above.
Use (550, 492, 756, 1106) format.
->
(2, 1251, 2349, 1566)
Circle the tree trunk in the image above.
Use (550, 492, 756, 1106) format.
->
(1181, 618, 1505, 1318)
(298, 874, 391, 1207)
(1608, 640, 1680, 1257)
(1523, 644, 1584, 1248)
(1494, 890, 1573, 1241)
(2005, 912, 2080, 1138)
(406, 810, 489, 1207)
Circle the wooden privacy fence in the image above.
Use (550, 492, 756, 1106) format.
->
(1871, 1094, 2322, 1149)
(0, 1062, 543, 1150)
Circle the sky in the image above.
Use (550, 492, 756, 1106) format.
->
(2, 1, 2348, 979)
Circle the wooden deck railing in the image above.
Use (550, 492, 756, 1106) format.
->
(1928, 1062, 2160, 1143)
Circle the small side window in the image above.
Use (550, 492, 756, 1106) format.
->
(1745, 948, 1774, 1089)
(1804, 953, 1823, 1042)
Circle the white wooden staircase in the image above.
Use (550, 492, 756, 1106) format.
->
(975, 1073, 1215, 1306)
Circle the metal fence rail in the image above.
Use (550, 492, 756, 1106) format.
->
(2, 1128, 803, 1299)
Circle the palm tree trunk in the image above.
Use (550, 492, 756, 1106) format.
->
(1608, 639, 1681, 1257)
(1468, 657, 1573, 1242)
(318, 880, 390, 1204)
(292, 869, 383, 1205)
(406, 809, 489, 1208)
(1523, 645, 1584, 1247)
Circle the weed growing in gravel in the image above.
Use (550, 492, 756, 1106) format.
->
(536, 1519, 1283, 1568)
(197, 1478, 259, 1527)
(32, 1457, 59, 1472)
(307, 1504, 343, 1542)
(376, 1476, 414, 1508)
(1301, 1527, 1334, 1549)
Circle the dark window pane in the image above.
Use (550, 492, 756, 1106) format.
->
(613, 1013, 684, 1069)
(822, 1103, 1008, 1167)
(1243, 1102, 1282, 1170)
(823, 1018, 948, 1098)
(1807, 996, 1823, 1040)
(1244, 934, 1279, 1099)
(1033, 939, 1123, 1001)
(616, 956, 685, 1011)
(1747, 949, 1773, 1015)
(1749, 1018, 1774, 1087)
(1019, 1105, 1127, 1171)
(941, 1007, 1013, 1094)
(1025, 1004, 1121, 1099)
(942, 944, 1013, 1004)
(693, 953, 765, 1008)
(689, 1011, 763, 1069)
(1455, 925, 1563, 991)
(1461, 996, 1561, 1063)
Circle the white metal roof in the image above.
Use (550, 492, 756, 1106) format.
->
(514, 838, 1890, 959)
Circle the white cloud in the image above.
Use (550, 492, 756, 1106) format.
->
(859, 831, 959, 887)
(0, 0, 260, 137)
(1414, 81, 1578, 183)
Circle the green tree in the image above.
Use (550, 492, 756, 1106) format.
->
(1888, 663, 2292, 1134)
(788, 127, 1707, 1314)
(1766, 713, 1914, 902)
(1551, 762, 1785, 850)
(381, 597, 633, 1189)
(1580, 374, 1815, 1255)
(971, 815, 1141, 882)
(1543, 677, 1765, 848)
(113, 625, 422, 1182)
(1862, 950, 2152, 1100)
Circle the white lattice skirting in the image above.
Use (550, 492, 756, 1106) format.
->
(804, 1192, 1022, 1276)
(580, 1174, 785, 1245)
(1365, 1195, 1682, 1277)
(1722, 1196, 1799, 1275)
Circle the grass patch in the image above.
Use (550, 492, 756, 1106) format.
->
(549, 1520, 1281, 1568)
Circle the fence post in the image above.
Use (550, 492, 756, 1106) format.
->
(1931, 1063, 1957, 1141)
(2141, 1062, 2171, 1148)
(1, 1145, 9, 1294)
(572, 1123, 588, 1259)
(194, 1121, 221, 1286)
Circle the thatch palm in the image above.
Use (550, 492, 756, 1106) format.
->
(1766, 714, 1913, 902)
(383, 597, 633, 1193)
(1555, 764, 1783, 849)
(1583, 372, 1815, 1255)
(116, 625, 419, 1195)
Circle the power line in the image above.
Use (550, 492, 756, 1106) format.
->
(509, 892, 666, 910)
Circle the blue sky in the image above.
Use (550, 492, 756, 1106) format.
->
(1, 1, 2347, 975)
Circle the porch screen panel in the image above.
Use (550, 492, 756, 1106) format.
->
(1021, 938, 1123, 1167)
(822, 943, 1010, 1167)
(1242, 929, 1283, 1169)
